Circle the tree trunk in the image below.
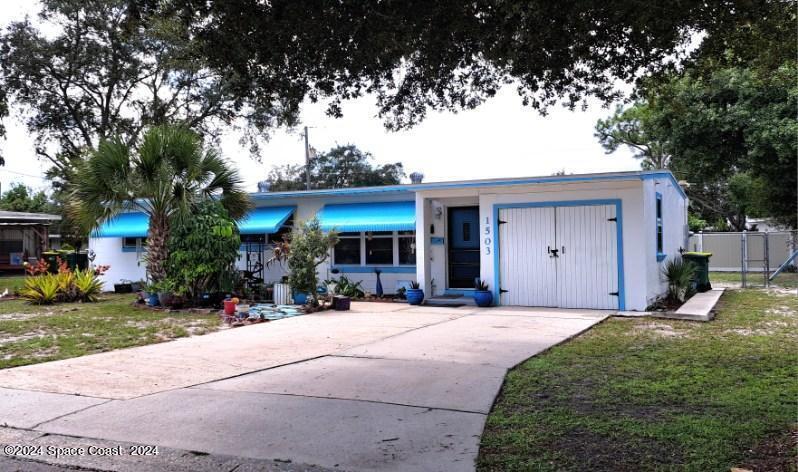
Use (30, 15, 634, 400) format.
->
(146, 212, 169, 282)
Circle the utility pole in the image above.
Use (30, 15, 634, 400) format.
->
(303, 126, 311, 190)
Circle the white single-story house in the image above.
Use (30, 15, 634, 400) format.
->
(90, 170, 688, 311)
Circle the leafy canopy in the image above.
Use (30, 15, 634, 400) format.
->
(68, 125, 251, 281)
(0, 0, 294, 168)
(265, 145, 404, 191)
(174, 0, 775, 130)
(166, 200, 241, 298)
(0, 183, 53, 213)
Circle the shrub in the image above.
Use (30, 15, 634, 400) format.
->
(20, 274, 60, 305)
(663, 257, 696, 303)
(283, 218, 338, 304)
(326, 275, 365, 298)
(166, 201, 241, 300)
(474, 278, 489, 291)
(74, 269, 104, 302)
(20, 264, 106, 305)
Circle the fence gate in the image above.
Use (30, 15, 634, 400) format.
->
(687, 231, 797, 288)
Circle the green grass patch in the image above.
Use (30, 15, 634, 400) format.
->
(0, 275, 26, 295)
(711, 271, 798, 289)
(0, 294, 221, 369)
(478, 289, 798, 472)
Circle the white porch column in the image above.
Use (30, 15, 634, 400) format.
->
(415, 193, 432, 294)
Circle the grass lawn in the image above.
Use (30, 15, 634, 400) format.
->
(0, 293, 222, 369)
(478, 289, 798, 472)
(0, 275, 27, 295)
(711, 271, 798, 289)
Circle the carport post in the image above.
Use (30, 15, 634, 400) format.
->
(698, 230, 704, 252)
(763, 231, 770, 288)
(740, 231, 747, 288)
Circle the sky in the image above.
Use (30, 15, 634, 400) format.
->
(0, 1, 640, 195)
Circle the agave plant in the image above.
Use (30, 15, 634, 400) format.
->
(20, 274, 60, 305)
(68, 125, 251, 282)
(74, 269, 104, 302)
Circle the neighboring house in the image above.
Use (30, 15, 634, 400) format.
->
(89, 170, 688, 311)
(0, 210, 62, 272)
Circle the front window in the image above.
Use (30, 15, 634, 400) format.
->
(398, 231, 416, 265)
(332, 231, 417, 267)
(334, 232, 361, 265)
(123, 237, 146, 249)
(365, 231, 393, 265)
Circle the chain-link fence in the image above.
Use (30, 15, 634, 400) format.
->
(687, 231, 798, 288)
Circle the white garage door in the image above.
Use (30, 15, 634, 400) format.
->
(498, 204, 619, 309)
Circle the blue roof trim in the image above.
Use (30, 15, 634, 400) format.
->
(251, 171, 686, 200)
(94, 212, 149, 238)
(318, 201, 415, 232)
(238, 206, 295, 234)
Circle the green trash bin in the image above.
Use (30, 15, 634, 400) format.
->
(65, 252, 89, 271)
(683, 252, 712, 292)
(42, 251, 61, 274)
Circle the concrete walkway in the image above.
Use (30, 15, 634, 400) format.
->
(0, 303, 608, 472)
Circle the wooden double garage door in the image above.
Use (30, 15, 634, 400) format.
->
(498, 204, 620, 309)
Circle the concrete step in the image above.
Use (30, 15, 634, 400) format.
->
(425, 295, 476, 306)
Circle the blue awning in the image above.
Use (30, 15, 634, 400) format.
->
(317, 201, 416, 232)
(238, 206, 295, 234)
(94, 206, 295, 238)
(94, 212, 149, 238)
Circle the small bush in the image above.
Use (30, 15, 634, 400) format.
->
(74, 269, 104, 302)
(326, 276, 365, 298)
(20, 262, 106, 305)
(20, 274, 60, 305)
(663, 257, 696, 303)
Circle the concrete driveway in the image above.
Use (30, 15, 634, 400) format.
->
(0, 303, 608, 472)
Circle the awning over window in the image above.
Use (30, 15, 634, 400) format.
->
(238, 206, 295, 234)
(317, 201, 416, 232)
(94, 212, 149, 238)
(93, 206, 295, 238)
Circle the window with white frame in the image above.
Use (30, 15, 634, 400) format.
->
(397, 231, 416, 265)
(122, 237, 147, 250)
(332, 231, 417, 266)
(334, 232, 361, 265)
(365, 231, 393, 264)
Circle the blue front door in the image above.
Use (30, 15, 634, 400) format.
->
(448, 206, 480, 288)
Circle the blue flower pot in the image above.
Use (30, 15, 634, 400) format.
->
(473, 290, 493, 307)
(147, 293, 160, 306)
(293, 291, 309, 305)
(406, 288, 424, 305)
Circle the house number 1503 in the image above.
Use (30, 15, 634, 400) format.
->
(484, 216, 491, 255)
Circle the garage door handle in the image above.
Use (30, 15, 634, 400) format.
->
(548, 246, 559, 257)
(561, 246, 566, 255)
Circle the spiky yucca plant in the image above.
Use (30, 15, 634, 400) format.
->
(663, 257, 697, 303)
(68, 125, 251, 282)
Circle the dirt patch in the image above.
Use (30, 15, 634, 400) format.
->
(736, 426, 798, 472)
(0, 312, 47, 321)
(0, 332, 48, 346)
(766, 305, 797, 317)
(543, 427, 683, 471)
(630, 322, 689, 338)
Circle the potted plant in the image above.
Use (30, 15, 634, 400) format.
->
(143, 282, 160, 306)
(406, 281, 424, 305)
(156, 279, 176, 307)
(473, 279, 493, 307)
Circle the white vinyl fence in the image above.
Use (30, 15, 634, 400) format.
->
(687, 231, 797, 286)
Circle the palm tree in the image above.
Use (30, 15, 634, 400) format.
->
(68, 125, 251, 282)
